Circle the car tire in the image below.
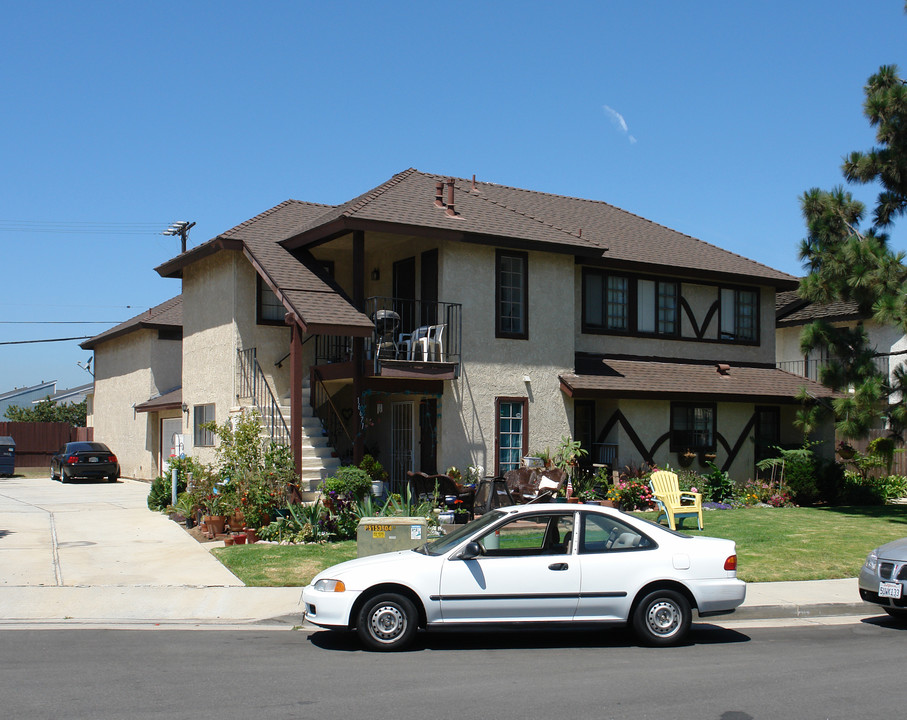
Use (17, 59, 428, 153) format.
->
(108, 474, 118, 483)
(632, 589, 691, 646)
(60, 469, 69, 483)
(883, 607, 907, 621)
(50, 465, 58, 481)
(356, 593, 418, 652)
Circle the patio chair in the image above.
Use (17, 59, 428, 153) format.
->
(649, 470, 703, 530)
(504, 467, 566, 503)
(398, 326, 430, 360)
(417, 324, 446, 362)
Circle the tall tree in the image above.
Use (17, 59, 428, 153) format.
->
(798, 53, 907, 439)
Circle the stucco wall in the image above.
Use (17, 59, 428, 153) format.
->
(91, 329, 181, 479)
(182, 250, 242, 464)
(440, 244, 574, 472)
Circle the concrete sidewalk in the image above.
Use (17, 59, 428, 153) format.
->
(0, 473, 879, 628)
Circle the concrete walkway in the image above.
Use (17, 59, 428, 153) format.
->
(0, 474, 880, 627)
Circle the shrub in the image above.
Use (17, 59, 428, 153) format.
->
(358, 454, 388, 484)
(701, 462, 735, 503)
(319, 465, 372, 499)
(147, 475, 182, 511)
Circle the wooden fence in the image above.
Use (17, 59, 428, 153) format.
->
(0, 422, 93, 468)
(845, 430, 907, 477)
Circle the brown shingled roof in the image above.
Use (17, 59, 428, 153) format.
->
(560, 358, 837, 402)
(281, 169, 797, 287)
(80, 295, 182, 350)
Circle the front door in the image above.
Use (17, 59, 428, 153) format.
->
(160, 417, 183, 476)
(419, 398, 438, 474)
(393, 257, 416, 333)
(391, 401, 414, 492)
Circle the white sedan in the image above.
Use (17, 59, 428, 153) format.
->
(302, 503, 745, 651)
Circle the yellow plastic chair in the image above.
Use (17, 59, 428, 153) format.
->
(649, 470, 703, 530)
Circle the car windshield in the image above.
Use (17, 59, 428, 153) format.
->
(418, 510, 507, 556)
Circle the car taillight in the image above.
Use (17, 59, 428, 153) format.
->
(66, 455, 78, 464)
(724, 555, 738, 571)
(108, 455, 117, 463)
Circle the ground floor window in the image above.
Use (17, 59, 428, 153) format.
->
(670, 403, 715, 451)
(193, 404, 215, 447)
(496, 397, 528, 475)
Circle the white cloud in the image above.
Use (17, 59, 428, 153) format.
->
(603, 105, 637, 144)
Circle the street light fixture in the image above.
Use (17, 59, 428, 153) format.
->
(162, 221, 196, 254)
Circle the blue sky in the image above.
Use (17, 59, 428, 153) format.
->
(2, 0, 905, 393)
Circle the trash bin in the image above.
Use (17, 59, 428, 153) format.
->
(0, 436, 15, 477)
(356, 516, 428, 558)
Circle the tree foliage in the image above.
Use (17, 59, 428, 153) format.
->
(798, 49, 907, 439)
(3, 397, 88, 426)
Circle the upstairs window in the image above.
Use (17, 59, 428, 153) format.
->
(583, 270, 629, 332)
(496, 250, 528, 339)
(638, 279, 678, 336)
(257, 276, 284, 325)
(720, 288, 759, 342)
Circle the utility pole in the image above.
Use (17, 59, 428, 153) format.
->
(163, 221, 196, 254)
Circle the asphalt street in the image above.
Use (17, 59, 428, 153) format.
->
(1, 618, 905, 719)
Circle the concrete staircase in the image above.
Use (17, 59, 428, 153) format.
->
(278, 386, 340, 492)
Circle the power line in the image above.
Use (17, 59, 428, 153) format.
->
(0, 321, 124, 324)
(0, 336, 93, 346)
(0, 220, 168, 235)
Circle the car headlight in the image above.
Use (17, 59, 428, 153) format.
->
(313, 578, 346, 592)
(865, 550, 879, 572)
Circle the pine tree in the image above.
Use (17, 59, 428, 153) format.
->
(798, 42, 907, 439)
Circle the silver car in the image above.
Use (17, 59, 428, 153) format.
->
(859, 538, 907, 619)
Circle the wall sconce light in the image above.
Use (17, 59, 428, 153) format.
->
(371, 267, 380, 281)
(181, 403, 189, 417)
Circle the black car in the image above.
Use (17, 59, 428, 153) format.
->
(51, 442, 120, 483)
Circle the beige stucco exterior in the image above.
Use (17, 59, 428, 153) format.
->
(90, 328, 181, 479)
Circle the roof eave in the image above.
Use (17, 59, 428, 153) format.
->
(155, 237, 245, 278)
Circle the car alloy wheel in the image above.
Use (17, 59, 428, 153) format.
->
(633, 589, 691, 646)
(357, 593, 417, 652)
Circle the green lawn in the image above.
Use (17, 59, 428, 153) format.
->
(211, 505, 907, 586)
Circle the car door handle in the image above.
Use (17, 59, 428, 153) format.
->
(548, 563, 569, 571)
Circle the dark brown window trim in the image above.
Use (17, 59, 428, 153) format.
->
(581, 268, 760, 346)
(495, 250, 528, 340)
(669, 402, 717, 453)
(256, 275, 285, 326)
(495, 396, 529, 476)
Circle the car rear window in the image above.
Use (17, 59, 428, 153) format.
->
(67, 442, 110, 453)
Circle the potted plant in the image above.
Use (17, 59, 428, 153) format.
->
(837, 441, 856, 460)
(677, 449, 696, 468)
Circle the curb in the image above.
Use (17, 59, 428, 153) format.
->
(732, 601, 874, 620)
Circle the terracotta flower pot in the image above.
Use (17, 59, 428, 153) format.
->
(223, 535, 235, 547)
(231, 533, 246, 545)
(203, 515, 226, 536)
(244, 528, 259, 544)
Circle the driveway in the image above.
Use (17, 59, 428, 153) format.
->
(0, 474, 241, 587)
(0, 474, 304, 625)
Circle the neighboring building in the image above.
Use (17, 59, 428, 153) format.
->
(88, 169, 836, 487)
(776, 290, 906, 387)
(0, 381, 56, 419)
(35, 382, 93, 407)
(80, 296, 183, 480)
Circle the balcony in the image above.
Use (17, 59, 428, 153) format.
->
(314, 296, 462, 379)
(777, 356, 892, 382)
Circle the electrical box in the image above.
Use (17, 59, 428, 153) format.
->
(357, 516, 428, 558)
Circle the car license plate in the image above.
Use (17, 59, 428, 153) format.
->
(89, 456, 98, 463)
(879, 582, 902, 599)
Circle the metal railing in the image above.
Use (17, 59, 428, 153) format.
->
(778, 356, 892, 381)
(310, 368, 354, 465)
(237, 348, 290, 446)
(365, 296, 462, 373)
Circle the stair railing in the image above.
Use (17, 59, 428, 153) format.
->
(310, 367, 354, 465)
(237, 348, 290, 446)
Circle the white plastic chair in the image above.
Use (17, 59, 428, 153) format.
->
(398, 326, 430, 360)
(417, 324, 446, 361)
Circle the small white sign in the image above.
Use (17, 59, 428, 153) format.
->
(411, 525, 423, 540)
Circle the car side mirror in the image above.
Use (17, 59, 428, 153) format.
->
(458, 541, 483, 560)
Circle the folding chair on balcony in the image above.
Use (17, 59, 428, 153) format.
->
(417, 324, 446, 362)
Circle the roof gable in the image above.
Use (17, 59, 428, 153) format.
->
(80, 295, 182, 350)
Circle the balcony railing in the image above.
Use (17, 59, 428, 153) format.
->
(314, 296, 462, 374)
(778, 356, 892, 381)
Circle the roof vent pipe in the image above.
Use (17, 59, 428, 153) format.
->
(716, 363, 731, 375)
(445, 178, 456, 217)
(435, 181, 445, 207)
